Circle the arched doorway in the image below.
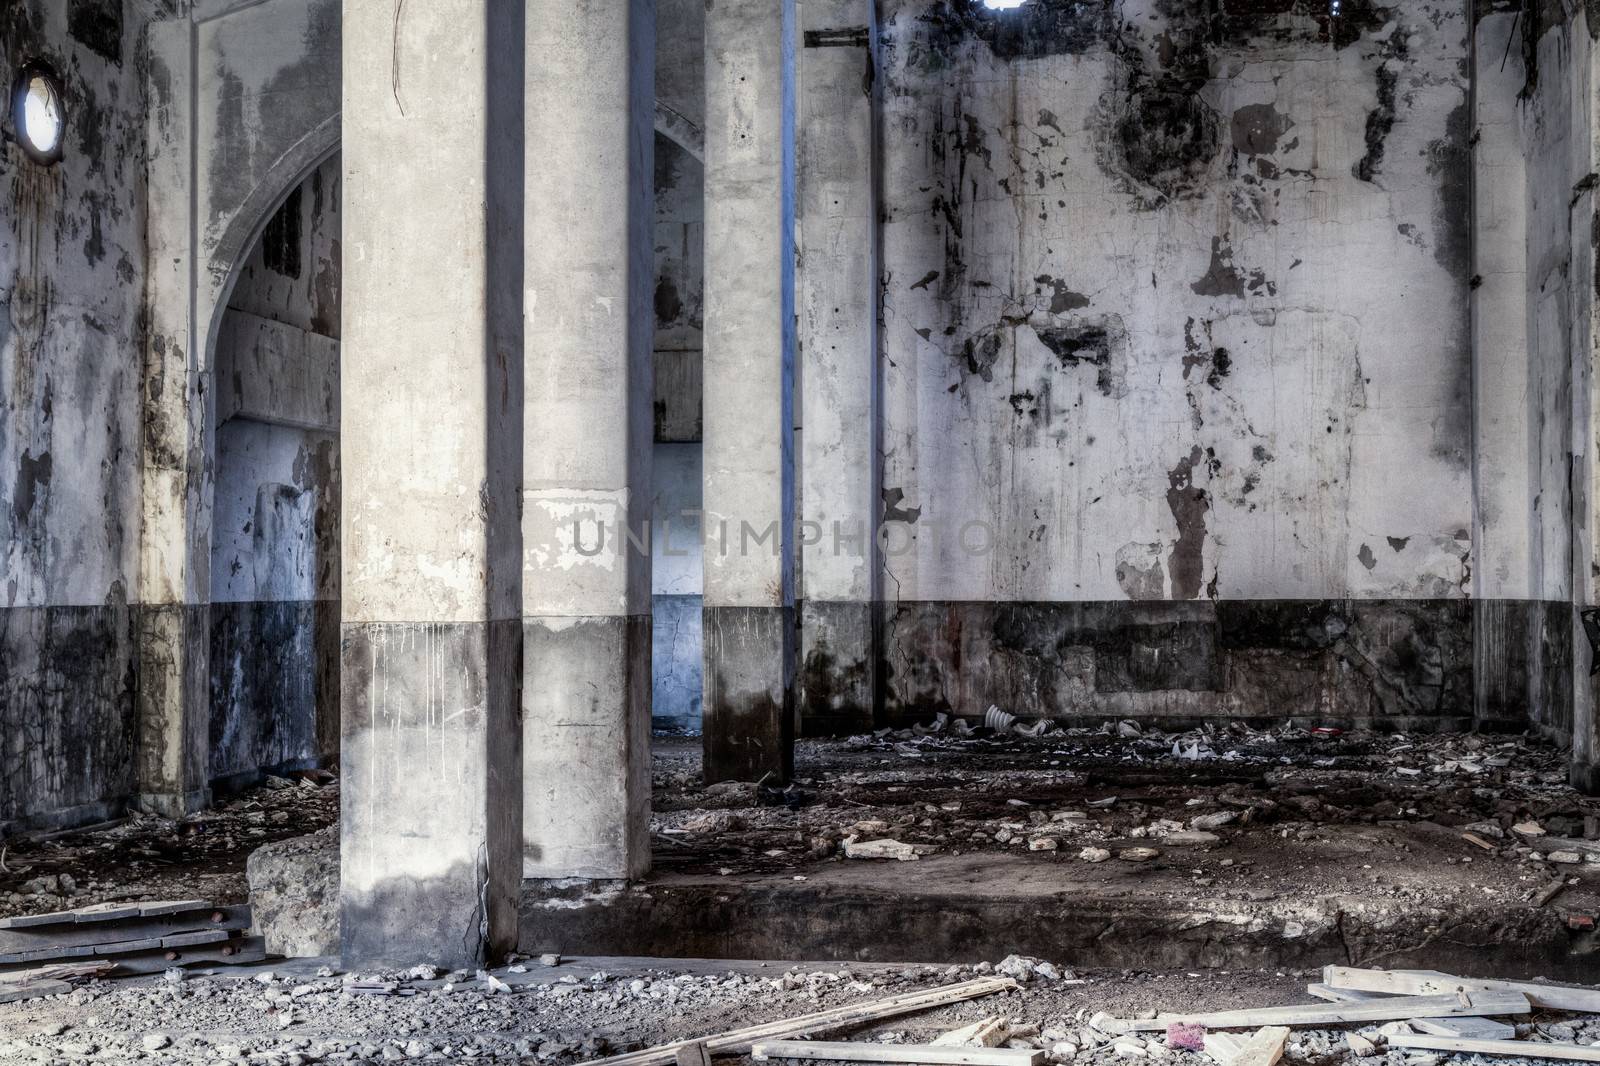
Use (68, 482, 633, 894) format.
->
(206, 156, 342, 789)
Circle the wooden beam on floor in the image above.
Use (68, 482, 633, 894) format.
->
(584, 977, 1019, 1066)
(1324, 966, 1600, 1014)
(1304, 982, 1515, 1039)
(752, 1040, 1043, 1065)
(1113, 991, 1530, 1032)
(1389, 1034, 1600, 1062)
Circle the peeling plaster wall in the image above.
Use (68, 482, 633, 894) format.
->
(874, 0, 1477, 725)
(0, 0, 150, 829)
(209, 156, 340, 784)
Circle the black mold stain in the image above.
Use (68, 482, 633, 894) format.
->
(1426, 100, 1471, 277)
(1165, 446, 1210, 600)
(1358, 543, 1377, 570)
(14, 449, 52, 524)
(1035, 323, 1111, 366)
(960, 329, 1004, 382)
(1230, 102, 1293, 156)
(881, 487, 922, 525)
(1033, 274, 1090, 313)
(911, 270, 940, 290)
(1113, 89, 1221, 203)
(1388, 535, 1410, 551)
(654, 276, 683, 326)
(1191, 237, 1246, 297)
(1353, 61, 1399, 183)
(261, 186, 304, 280)
(1181, 318, 1233, 389)
(68, 0, 123, 66)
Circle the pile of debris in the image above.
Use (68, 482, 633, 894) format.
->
(602, 963, 1600, 1066)
(0, 770, 338, 920)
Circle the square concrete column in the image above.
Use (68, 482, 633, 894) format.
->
(702, 0, 798, 784)
(796, 0, 878, 737)
(1468, 12, 1541, 734)
(521, 0, 655, 880)
(339, 0, 524, 968)
(136, 18, 211, 820)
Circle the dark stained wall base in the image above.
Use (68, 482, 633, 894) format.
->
(877, 599, 1572, 732)
(209, 599, 340, 782)
(0, 604, 137, 831)
(703, 605, 795, 784)
(340, 620, 522, 970)
(798, 600, 875, 737)
(134, 603, 212, 818)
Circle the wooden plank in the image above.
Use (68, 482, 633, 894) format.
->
(102, 936, 267, 976)
(136, 900, 212, 918)
(1389, 1034, 1600, 1062)
(752, 1041, 1043, 1066)
(1305, 983, 1515, 1039)
(677, 1044, 713, 1066)
(584, 978, 1020, 1066)
(0, 927, 232, 965)
(1325, 966, 1600, 1014)
(0, 979, 70, 1004)
(1115, 991, 1531, 1032)
(1232, 1028, 1289, 1066)
(0, 905, 245, 955)
(1203, 1033, 1246, 1064)
(0, 899, 212, 930)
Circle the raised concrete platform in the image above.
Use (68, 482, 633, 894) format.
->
(520, 849, 1598, 980)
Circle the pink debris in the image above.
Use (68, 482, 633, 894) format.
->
(1166, 1022, 1207, 1051)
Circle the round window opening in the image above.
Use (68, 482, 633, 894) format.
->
(13, 64, 65, 165)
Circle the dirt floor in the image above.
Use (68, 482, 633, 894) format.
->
(4, 724, 1600, 1062)
(647, 724, 1600, 924)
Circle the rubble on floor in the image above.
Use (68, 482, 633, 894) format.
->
(2, 957, 1600, 1066)
(0, 770, 338, 921)
(649, 728, 1600, 923)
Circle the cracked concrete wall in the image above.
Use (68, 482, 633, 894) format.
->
(873, 0, 1477, 726)
(209, 155, 340, 785)
(0, 0, 154, 830)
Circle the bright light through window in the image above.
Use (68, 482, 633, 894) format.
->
(983, 0, 1028, 8)
(13, 65, 65, 164)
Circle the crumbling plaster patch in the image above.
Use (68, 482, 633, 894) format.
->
(877, 0, 1473, 605)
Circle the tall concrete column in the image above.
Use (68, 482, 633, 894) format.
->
(522, 0, 655, 880)
(339, 0, 524, 968)
(796, 1, 878, 737)
(702, 0, 798, 783)
(1469, 10, 1534, 732)
(137, 17, 211, 820)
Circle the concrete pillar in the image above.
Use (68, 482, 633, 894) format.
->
(1469, 11, 1534, 733)
(521, 0, 655, 880)
(701, 0, 798, 783)
(796, 1, 878, 737)
(339, 0, 524, 968)
(136, 17, 211, 819)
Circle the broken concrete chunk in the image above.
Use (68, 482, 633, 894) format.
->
(1160, 831, 1221, 847)
(1118, 847, 1160, 862)
(1345, 1033, 1380, 1057)
(842, 836, 920, 861)
(1078, 847, 1112, 863)
(1189, 811, 1238, 831)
